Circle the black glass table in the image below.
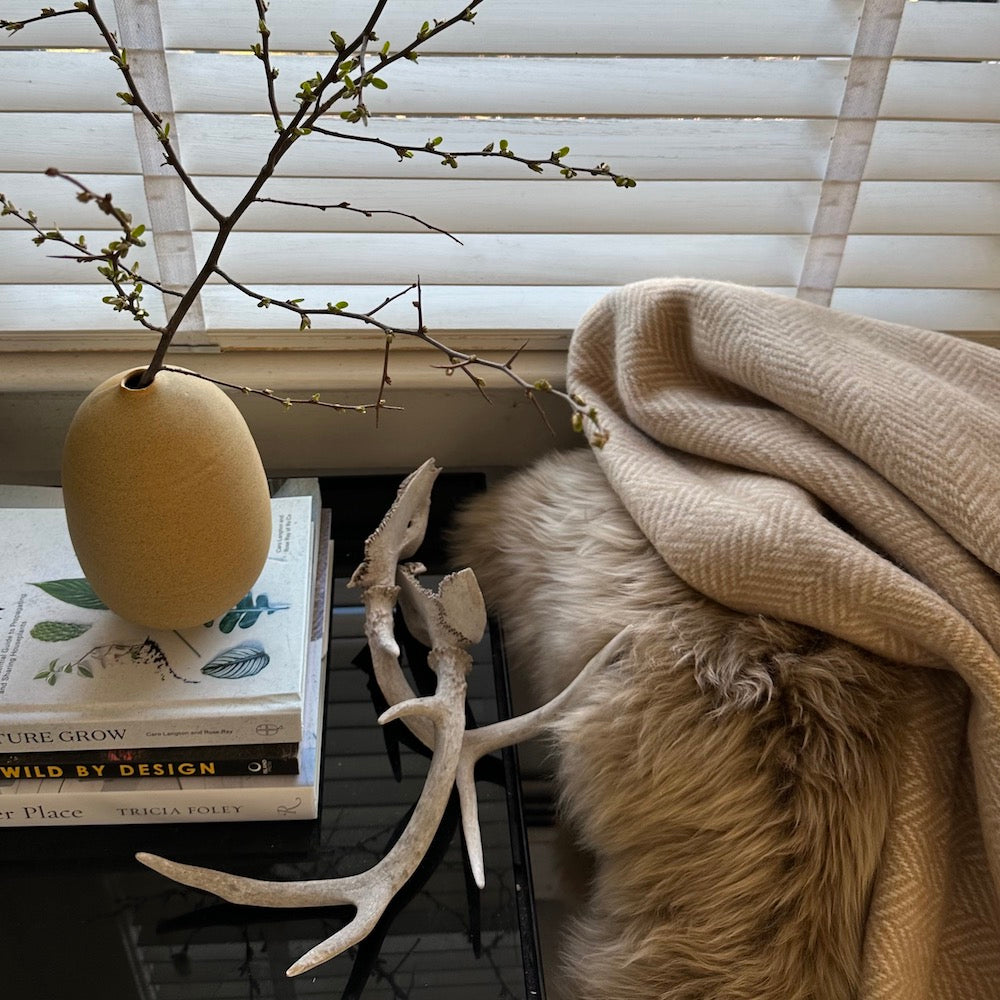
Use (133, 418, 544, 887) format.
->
(0, 472, 543, 999)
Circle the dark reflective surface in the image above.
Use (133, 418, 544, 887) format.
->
(0, 474, 542, 999)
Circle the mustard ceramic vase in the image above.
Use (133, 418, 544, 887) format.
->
(61, 367, 272, 630)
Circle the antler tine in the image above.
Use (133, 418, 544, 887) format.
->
(348, 458, 440, 590)
(455, 626, 634, 887)
(347, 461, 454, 750)
(397, 564, 487, 651)
(464, 626, 634, 756)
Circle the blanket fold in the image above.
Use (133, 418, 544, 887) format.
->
(561, 279, 1000, 997)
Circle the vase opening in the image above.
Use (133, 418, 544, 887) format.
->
(122, 368, 152, 390)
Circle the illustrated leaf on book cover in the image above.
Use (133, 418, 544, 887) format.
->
(205, 592, 290, 634)
(30, 578, 108, 610)
(201, 641, 270, 679)
(30, 620, 92, 642)
(34, 658, 94, 684)
(32, 638, 168, 685)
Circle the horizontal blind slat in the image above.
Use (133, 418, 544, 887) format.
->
(0, 114, 140, 171)
(165, 53, 849, 118)
(200, 284, 626, 333)
(0, 174, 149, 229)
(3, 51, 850, 117)
(7, 177, 992, 239)
(831, 288, 1000, 334)
(1, 286, 994, 339)
(190, 231, 809, 286)
(182, 115, 839, 180)
(0, 230, 807, 286)
(1, 51, 122, 112)
(154, 0, 866, 56)
(0, 2, 118, 47)
(0, 173, 827, 235)
(9, 0, 991, 59)
(0, 112, 836, 183)
(866, 123, 1000, 181)
(197, 285, 1000, 339)
(839, 236, 1000, 288)
(9, 231, 991, 293)
(0, 284, 167, 331)
(852, 182, 1000, 236)
(895, 2, 1000, 60)
(200, 285, 1000, 338)
(0, 114, 837, 180)
(0, 230, 162, 283)
(194, 178, 1000, 237)
(184, 178, 824, 234)
(880, 61, 1000, 123)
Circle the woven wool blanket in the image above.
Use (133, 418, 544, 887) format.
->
(559, 278, 1000, 996)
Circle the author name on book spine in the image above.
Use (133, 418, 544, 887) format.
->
(0, 803, 245, 821)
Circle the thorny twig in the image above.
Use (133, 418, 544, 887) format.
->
(162, 367, 402, 417)
(252, 0, 282, 129)
(376, 334, 394, 429)
(254, 197, 464, 244)
(307, 125, 638, 186)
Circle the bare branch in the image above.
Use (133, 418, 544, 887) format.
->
(81, 1, 225, 224)
(255, 197, 463, 244)
(311, 1, 486, 123)
(211, 266, 403, 337)
(369, 282, 419, 318)
(161, 366, 402, 415)
(375, 333, 394, 428)
(208, 264, 609, 443)
(525, 387, 556, 436)
(0, 5, 85, 34)
(252, 0, 283, 129)
(307, 125, 637, 187)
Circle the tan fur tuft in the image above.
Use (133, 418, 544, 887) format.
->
(450, 449, 909, 999)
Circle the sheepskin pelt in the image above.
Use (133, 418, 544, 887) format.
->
(450, 448, 950, 1000)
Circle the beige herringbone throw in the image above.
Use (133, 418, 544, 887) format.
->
(568, 278, 1000, 997)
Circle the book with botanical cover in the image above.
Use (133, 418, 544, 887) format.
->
(0, 488, 318, 751)
(0, 525, 333, 825)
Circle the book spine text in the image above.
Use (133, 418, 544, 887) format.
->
(0, 782, 318, 825)
(0, 713, 303, 752)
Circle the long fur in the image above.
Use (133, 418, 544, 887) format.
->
(449, 448, 909, 1000)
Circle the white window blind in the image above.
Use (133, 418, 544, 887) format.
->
(0, 0, 997, 375)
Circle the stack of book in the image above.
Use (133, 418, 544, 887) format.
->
(0, 479, 332, 826)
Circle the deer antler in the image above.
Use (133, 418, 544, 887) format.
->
(136, 459, 632, 976)
(137, 654, 470, 976)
